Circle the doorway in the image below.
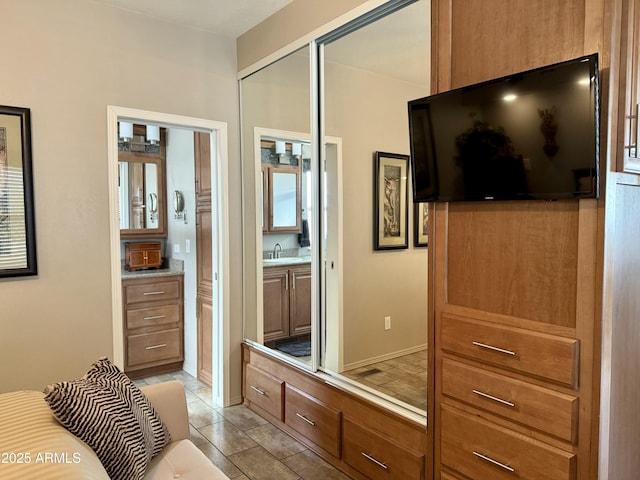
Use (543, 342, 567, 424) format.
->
(106, 106, 231, 407)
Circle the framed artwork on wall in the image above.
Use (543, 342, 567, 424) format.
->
(0, 105, 37, 278)
(414, 201, 429, 247)
(374, 151, 408, 250)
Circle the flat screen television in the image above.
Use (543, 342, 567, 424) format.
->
(408, 54, 599, 202)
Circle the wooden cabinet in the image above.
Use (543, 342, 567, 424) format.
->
(262, 164, 301, 234)
(263, 264, 311, 343)
(285, 384, 341, 457)
(430, 2, 604, 478)
(441, 405, 576, 480)
(343, 417, 425, 480)
(124, 241, 162, 271)
(618, 0, 640, 172)
(242, 343, 427, 479)
(244, 363, 285, 421)
(122, 274, 183, 377)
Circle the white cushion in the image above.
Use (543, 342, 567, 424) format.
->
(145, 440, 229, 480)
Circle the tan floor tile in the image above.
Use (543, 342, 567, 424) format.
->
(228, 446, 300, 480)
(198, 420, 258, 456)
(282, 449, 351, 480)
(245, 423, 307, 459)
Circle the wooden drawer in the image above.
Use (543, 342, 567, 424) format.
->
(440, 314, 579, 387)
(285, 384, 341, 457)
(343, 417, 425, 480)
(127, 328, 182, 368)
(125, 280, 181, 305)
(442, 358, 578, 443)
(441, 405, 576, 480)
(245, 364, 284, 421)
(126, 304, 180, 329)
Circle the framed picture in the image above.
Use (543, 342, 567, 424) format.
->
(374, 151, 408, 250)
(414, 202, 429, 247)
(0, 105, 37, 278)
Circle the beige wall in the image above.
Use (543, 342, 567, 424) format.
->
(0, 0, 243, 395)
(237, 0, 371, 71)
(324, 61, 429, 366)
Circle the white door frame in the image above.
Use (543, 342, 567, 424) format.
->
(106, 106, 231, 407)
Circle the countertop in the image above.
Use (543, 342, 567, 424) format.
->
(121, 258, 184, 280)
(262, 256, 311, 268)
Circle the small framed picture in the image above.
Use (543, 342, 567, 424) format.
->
(374, 152, 408, 250)
(414, 202, 429, 247)
(0, 105, 37, 278)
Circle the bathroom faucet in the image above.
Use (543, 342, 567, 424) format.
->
(273, 243, 282, 259)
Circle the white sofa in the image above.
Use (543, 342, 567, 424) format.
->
(0, 380, 229, 480)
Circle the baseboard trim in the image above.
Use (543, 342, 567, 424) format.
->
(343, 343, 427, 371)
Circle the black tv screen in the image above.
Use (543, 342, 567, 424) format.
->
(408, 54, 599, 202)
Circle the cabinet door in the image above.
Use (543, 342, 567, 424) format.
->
(263, 267, 289, 342)
(197, 295, 213, 386)
(290, 266, 311, 336)
(194, 132, 212, 199)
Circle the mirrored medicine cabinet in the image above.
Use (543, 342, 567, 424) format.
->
(241, 0, 431, 416)
(119, 124, 167, 239)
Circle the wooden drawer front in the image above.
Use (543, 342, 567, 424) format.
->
(285, 384, 341, 457)
(441, 314, 579, 387)
(343, 417, 424, 480)
(126, 304, 180, 330)
(442, 358, 578, 443)
(125, 280, 181, 305)
(245, 364, 284, 421)
(127, 328, 182, 367)
(441, 405, 576, 480)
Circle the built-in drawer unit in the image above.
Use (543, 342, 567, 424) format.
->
(442, 358, 579, 443)
(126, 304, 180, 330)
(441, 405, 576, 480)
(284, 384, 341, 457)
(122, 274, 183, 376)
(124, 279, 182, 305)
(440, 314, 579, 387)
(127, 328, 182, 367)
(342, 417, 425, 480)
(245, 363, 285, 421)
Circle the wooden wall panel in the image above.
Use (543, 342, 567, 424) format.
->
(446, 200, 579, 327)
(449, 0, 587, 88)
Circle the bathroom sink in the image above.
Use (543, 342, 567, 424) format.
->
(263, 256, 311, 266)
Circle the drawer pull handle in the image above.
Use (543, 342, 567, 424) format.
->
(472, 451, 515, 473)
(143, 315, 166, 321)
(361, 452, 388, 470)
(472, 389, 515, 408)
(250, 385, 266, 395)
(296, 413, 315, 426)
(145, 343, 167, 350)
(143, 291, 166, 296)
(472, 341, 516, 356)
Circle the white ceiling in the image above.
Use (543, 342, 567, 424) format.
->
(93, 0, 294, 38)
(93, 0, 430, 86)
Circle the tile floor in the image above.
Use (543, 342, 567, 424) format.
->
(341, 349, 428, 411)
(135, 371, 350, 480)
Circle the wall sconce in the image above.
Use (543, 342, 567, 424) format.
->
(291, 142, 301, 158)
(174, 190, 187, 223)
(119, 121, 133, 142)
(147, 125, 160, 144)
(275, 140, 287, 163)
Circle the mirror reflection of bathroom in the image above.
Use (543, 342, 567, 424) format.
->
(259, 133, 313, 364)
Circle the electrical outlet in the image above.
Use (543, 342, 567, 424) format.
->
(384, 316, 391, 330)
(174, 243, 181, 254)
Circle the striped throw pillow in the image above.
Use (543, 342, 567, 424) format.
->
(44, 358, 170, 480)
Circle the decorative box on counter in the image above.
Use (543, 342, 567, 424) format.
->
(124, 241, 162, 271)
